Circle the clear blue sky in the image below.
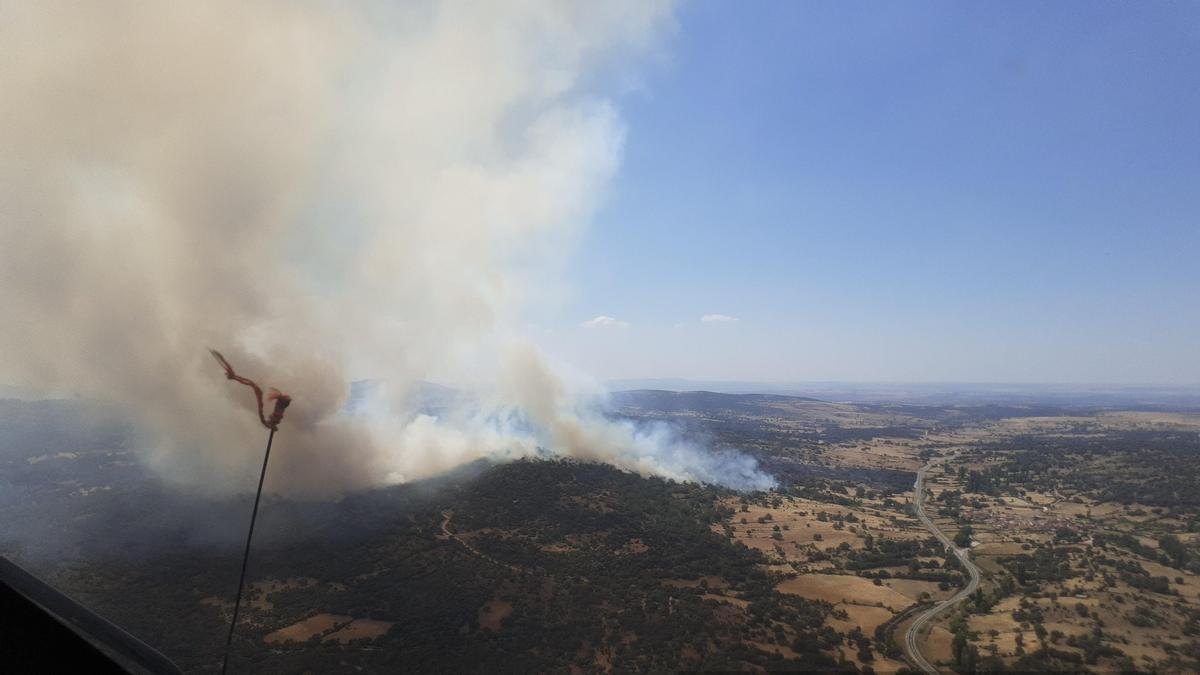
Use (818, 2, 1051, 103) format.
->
(544, 1, 1200, 384)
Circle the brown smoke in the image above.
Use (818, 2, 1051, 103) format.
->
(0, 1, 773, 497)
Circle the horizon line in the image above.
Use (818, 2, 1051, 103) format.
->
(604, 378, 1200, 389)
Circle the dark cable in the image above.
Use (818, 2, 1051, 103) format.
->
(220, 427, 276, 675)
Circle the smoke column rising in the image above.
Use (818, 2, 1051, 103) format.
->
(0, 1, 775, 495)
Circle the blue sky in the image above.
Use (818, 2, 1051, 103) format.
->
(543, 1, 1200, 384)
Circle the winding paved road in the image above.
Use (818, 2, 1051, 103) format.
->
(904, 464, 982, 674)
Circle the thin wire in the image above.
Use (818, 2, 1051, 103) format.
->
(220, 427, 276, 675)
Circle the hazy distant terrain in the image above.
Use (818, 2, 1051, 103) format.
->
(3, 390, 1200, 673)
(609, 381, 1200, 410)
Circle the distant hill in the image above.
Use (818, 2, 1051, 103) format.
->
(609, 389, 822, 413)
(607, 380, 1200, 410)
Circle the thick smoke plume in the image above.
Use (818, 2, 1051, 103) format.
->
(0, 1, 775, 495)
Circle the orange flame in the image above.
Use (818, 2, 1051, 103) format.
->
(209, 349, 292, 430)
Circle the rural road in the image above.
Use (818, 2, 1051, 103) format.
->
(903, 464, 982, 674)
(439, 510, 524, 573)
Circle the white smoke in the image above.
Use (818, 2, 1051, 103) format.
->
(0, 0, 775, 495)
